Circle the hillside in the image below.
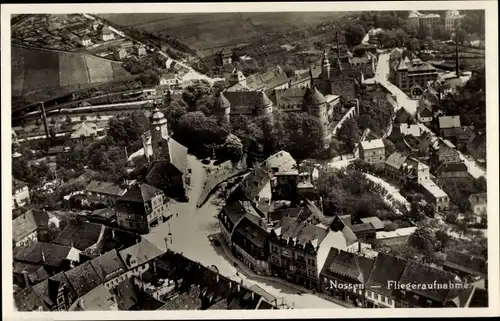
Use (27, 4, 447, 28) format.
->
(11, 44, 131, 98)
(98, 12, 341, 51)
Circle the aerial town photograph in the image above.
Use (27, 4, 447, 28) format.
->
(8, 7, 490, 313)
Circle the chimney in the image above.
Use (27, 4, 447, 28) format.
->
(41, 250, 46, 263)
(40, 102, 50, 139)
(309, 66, 314, 88)
(251, 292, 255, 300)
(153, 260, 157, 274)
(112, 229, 116, 239)
(71, 240, 74, 248)
(216, 274, 219, 283)
(237, 284, 241, 292)
(22, 271, 30, 288)
(455, 30, 460, 77)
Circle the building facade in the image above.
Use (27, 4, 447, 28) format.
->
(396, 58, 438, 94)
(360, 139, 386, 164)
(13, 178, 31, 209)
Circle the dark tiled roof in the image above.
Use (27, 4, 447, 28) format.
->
(273, 87, 308, 108)
(119, 238, 164, 269)
(12, 210, 49, 243)
(245, 69, 288, 91)
(305, 86, 327, 105)
(222, 200, 248, 225)
(443, 250, 487, 277)
(119, 183, 163, 203)
(86, 180, 126, 197)
(53, 220, 103, 250)
(15, 286, 47, 311)
(268, 207, 303, 223)
(350, 222, 375, 233)
(439, 116, 461, 129)
(399, 260, 457, 302)
(322, 249, 375, 283)
(395, 107, 412, 124)
(64, 261, 103, 298)
(232, 215, 270, 249)
(437, 162, 468, 174)
(89, 249, 127, 281)
(240, 165, 273, 200)
(221, 91, 272, 115)
(441, 127, 475, 140)
(14, 242, 72, 267)
(158, 285, 202, 310)
(90, 207, 116, 220)
(366, 252, 408, 297)
(28, 266, 51, 285)
(274, 216, 328, 247)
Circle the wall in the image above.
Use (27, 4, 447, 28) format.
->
(233, 243, 270, 276)
(15, 231, 38, 247)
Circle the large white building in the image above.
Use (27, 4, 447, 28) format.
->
(445, 10, 465, 32)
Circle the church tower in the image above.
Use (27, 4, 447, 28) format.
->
(305, 86, 331, 147)
(214, 92, 231, 123)
(321, 50, 331, 81)
(149, 106, 170, 162)
(228, 67, 247, 87)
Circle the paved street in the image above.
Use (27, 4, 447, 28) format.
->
(144, 155, 345, 309)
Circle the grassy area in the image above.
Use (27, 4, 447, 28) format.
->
(98, 12, 341, 50)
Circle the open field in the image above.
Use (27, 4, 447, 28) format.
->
(98, 12, 341, 50)
(12, 44, 131, 97)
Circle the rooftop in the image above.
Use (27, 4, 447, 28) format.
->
(14, 241, 74, 267)
(420, 181, 448, 199)
(321, 248, 375, 283)
(439, 116, 461, 129)
(376, 227, 417, 240)
(118, 183, 163, 203)
(119, 238, 164, 270)
(86, 180, 127, 197)
(13, 210, 49, 243)
(360, 139, 385, 151)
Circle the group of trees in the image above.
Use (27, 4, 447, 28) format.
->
(441, 176, 487, 213)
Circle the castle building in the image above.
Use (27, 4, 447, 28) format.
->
(316, 51, 358, 102)
(408, 11, 441, 30)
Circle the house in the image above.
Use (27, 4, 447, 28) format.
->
(416, 96, 436, 123)
(101, 25, 115, 41)
(13, 209, 50, 247)
(12, 178, 31, 209)
(115, 183, 170, 234)
(394, 107, 412, 124)
(442, 250, 487, 281)
(359, 139, 385, 164)
(338, 215, 385, 239)
(69, 284, 118, 311)
(445, 10, 465, 31)
(469, 193, 487, 216)
(231, 215, 270, 276)
(407, 11, 441, 30)
(375, 227, 417, 246)
(320, 248, 375, 307)
(226, 65, 289, 92)
(159, 71, 179, 87)
(13, 242, 81, 287)
(399, 123, 421, 137)
(384, 152, 409, 183)
(70, 121, 98, 139)
(86, 180, 127, 202)
(134, 44, 147, 57)
(364, 252, 407, 308)
(436, 162, 470, 184)
(91, 20, 100, 31)
(218, 200, 263, 245)
(441, 126, 475, 148)
(114, 47, 128, 60)
(112, 239, 165, 289)
(218, 48, 233, 66)
(81, 36, 92, 47)
(87, 207, 116, 225)
(419, 181, 449, 213)
(430, 145, 461, 168)
(396, 58, 438, 96)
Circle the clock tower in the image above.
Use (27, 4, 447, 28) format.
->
(149, 106, 170, 162)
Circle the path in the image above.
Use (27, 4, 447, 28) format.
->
(363, 173, 411, 213)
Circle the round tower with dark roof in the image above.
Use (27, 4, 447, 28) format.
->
(214, 92, 231, 123)
(305, 87, 331, 147)
(149, 105, 170, 162)
(256, 91, 274, 122)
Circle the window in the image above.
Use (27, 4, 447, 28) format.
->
(367, 291, 372, 298)
(376, 294, 380, 301)
(382, 296, 386, 303)
(388, 298, 393, 305)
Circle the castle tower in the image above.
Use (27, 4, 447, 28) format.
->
(215, 92, 231, 123)
(305, 87, 331, 147)
(321, 50, 331, 81)
(149, 106, 170, 162)
(228, 67, 246, 87)
(256, 91, 274, 120)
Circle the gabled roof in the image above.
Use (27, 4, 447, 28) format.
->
(365, 252, 408, 297)
(232, 215, 270, 249)
(360, 217, 384, 230)
(441, 126, 475, 140)
(385, 152, 409, 170)
(119, 183, 163, 203)
(263, 150, 297, 172)
(240, 165, 273, 200)
(118, 238, 164, 269)
(14, 242, 73, 267)
(215, 92, 231, 110)
(439, 116, 461, 129)
(443, 250, 487, 277)
(220, 91, 273, 114)
(360, 139, 385, 151)
(273, 216, 329, 248)
(469, 193, 487, 205)
(64, 261, 103, 298)
(89, 249, 127, 281)
(437, 162, 468, 174)
(395, 107, 412, 123)
(86, 180, 127, 197)
(273, 87, 308, 108)
(321, 248, 375, 283)
(399, 260, 461, 303)
(71, 284, 117, 311)
(13, 210, 49, 243)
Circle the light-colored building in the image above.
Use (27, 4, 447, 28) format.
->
(13, 210, 50, 247)
(134, 44, 147, 57)
(396, 58, 439, 95)
(81, 36, 92, 47)
(70, 122, 98, 139)
(420, 180, 449, 213)
(360, 139, 385, 164)
(101, 26, 115, 41)
(114, 47, 128, 60)
(469, 193, 487, 216)
(408, 11, 441, 30)
(159, 71, 180, 87)
(13, 178, 31, 209)
(445, 10, 465, 32)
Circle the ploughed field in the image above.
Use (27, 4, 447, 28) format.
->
(12, 44, 130, 98)
(98, 12, 340, 51)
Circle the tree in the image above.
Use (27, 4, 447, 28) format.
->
(337, 118, 360, 150)
(417, 23, 431, 40)
(344, 25, 366, 47)
(217, 134, 244, 163)
(65, 115, 72, 124)
(456, 29, 467, 44)
(181, 80, 213, 110)
(384, 222, 398, 231)
(408, 227, 435, 257)
(139, 70, 160, 86)
(164, 101, 188, 134)
(435, 229, 450, 250)
(81, 115, 87, 121)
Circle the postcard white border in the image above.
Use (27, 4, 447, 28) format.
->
(2, 2, 498, 320)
